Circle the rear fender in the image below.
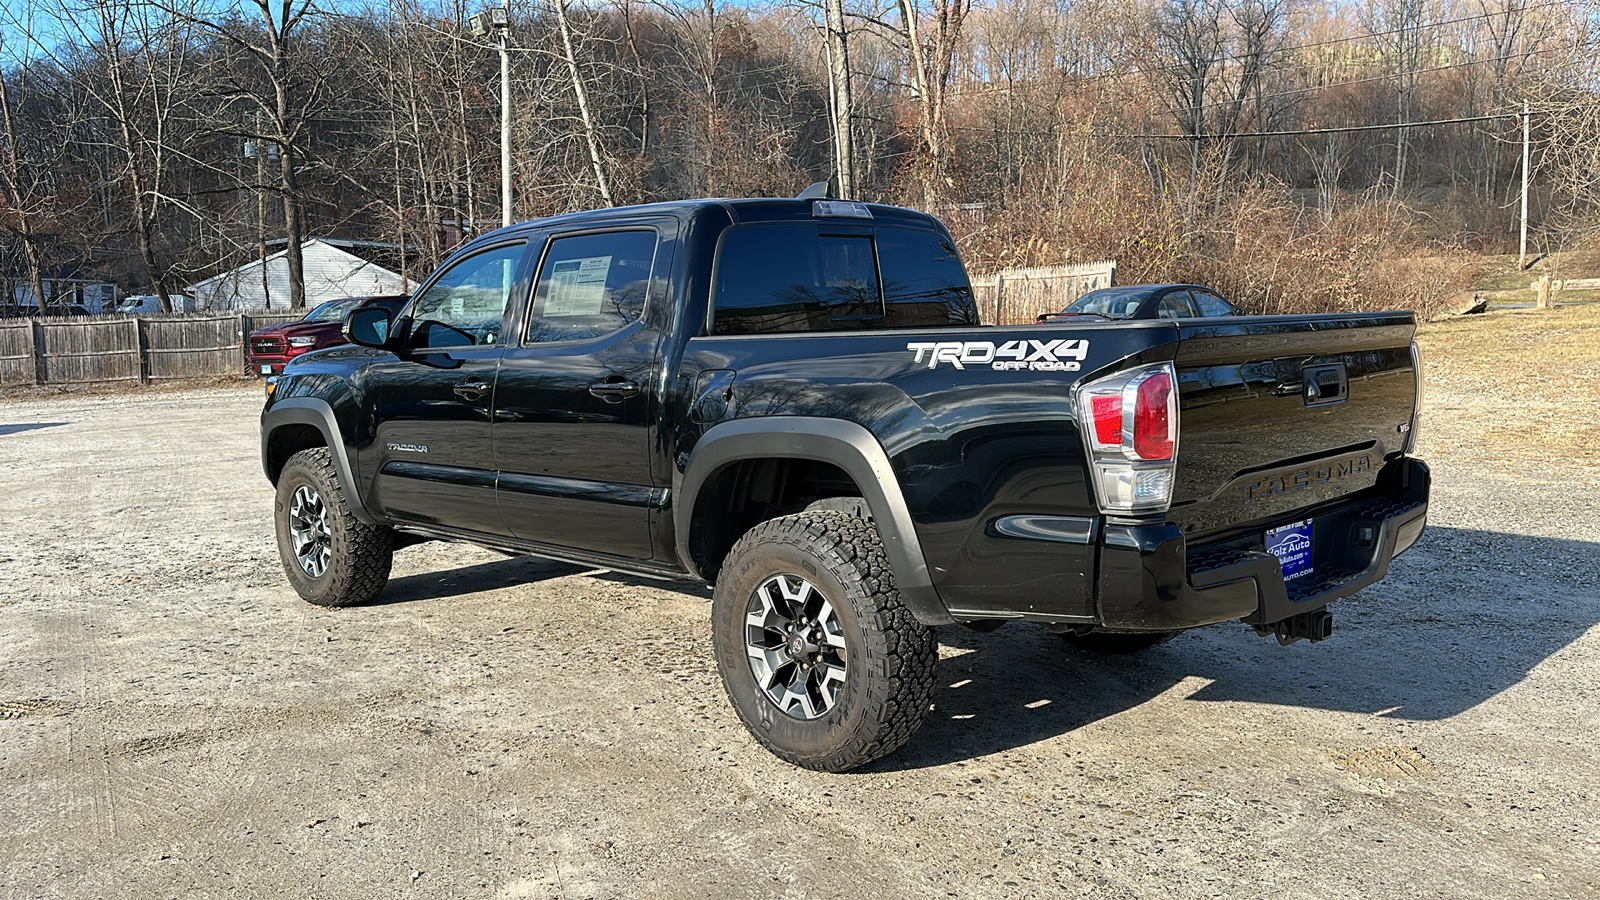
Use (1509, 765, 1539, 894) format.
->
(674, 417, 952, 626)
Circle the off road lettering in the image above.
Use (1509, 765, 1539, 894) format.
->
(907, 339, 1089, 372)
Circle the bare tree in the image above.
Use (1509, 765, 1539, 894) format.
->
(883, 0, 969, 207)
(1150, 0, 1226, 206)
(822, 0, 856, 198)
(46, 0, 197, 311)
(184, 0, 329, 307)
(0, 41, 60, 308)
(1145, 0, 1287, 212)
(553, 0, 615, 205)
(1363, 0, 1433, 196)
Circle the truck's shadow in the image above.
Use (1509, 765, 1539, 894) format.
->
(871, 526, 1599, 771)
(374, 554, 680, 605)
(363, 526, 1595, 772)
(374, 557, 585, 605)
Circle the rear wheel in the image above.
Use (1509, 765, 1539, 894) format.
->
(712, 511, 937, 772)
(274, 447, 393, 607)
(1060, 630, 1180, 654)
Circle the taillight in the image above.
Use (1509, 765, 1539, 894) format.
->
(1405, 340, 1422, 454)
(1091, 396, 1123, 446)
(1075, 362, 1180, 514)
(1132, 370, 1175, 460)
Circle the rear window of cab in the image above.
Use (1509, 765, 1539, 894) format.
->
(711, 223, 978, 335)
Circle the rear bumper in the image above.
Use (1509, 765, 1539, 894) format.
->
(1096, 457, 1429, 631)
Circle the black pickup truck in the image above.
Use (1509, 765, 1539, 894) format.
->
(261, 193, 1428, 771)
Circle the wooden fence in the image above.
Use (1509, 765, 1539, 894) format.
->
(0, 311, 305, 389)
(973, 260, 1117, 325)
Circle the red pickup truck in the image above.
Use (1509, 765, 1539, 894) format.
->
(247, 296, 408, 375)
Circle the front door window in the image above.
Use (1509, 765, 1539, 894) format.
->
(408, 243, 525, 350)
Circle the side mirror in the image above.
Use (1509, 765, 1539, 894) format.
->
(344, 306, 393, 348)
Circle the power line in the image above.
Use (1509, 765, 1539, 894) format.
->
(1140, 111, 1523, 140)
(948, 106, 1584, 140)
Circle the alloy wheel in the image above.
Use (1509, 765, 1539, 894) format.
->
(744, 573, 848, 720)
(288, 484, 333, 579)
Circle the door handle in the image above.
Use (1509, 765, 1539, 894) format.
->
(588, 378, 640, 403)
(453, 378, 489, 400)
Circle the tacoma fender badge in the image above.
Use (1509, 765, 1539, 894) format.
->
(386, 442, 429, 454)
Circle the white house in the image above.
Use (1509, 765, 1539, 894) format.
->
(186, 239, 408, 310)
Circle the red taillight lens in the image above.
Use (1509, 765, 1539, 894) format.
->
(1077, 362, 1179, 514)
(1132, 371, 1174, 460)
(1091, 395, 1123, 446)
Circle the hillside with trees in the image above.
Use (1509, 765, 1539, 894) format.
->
(1, 0, 1597, 317)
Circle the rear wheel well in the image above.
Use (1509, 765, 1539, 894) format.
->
(688, 457, 868, 582)
(266, 424, 327, 484)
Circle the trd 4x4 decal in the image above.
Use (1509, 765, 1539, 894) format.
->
(906, 339, 1090, 372)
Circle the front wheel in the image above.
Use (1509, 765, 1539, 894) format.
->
(712, 511, 938, 772)
(273, 447, 394, 607)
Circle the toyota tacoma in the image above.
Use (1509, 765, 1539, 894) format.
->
(260, 191, 1428, 771)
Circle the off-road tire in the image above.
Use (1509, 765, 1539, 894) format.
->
(274, 447, 394, 607)
(1060, 630, 1180, 654)
(712, 511, 938, 772)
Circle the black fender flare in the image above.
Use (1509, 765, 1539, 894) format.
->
(674, 417, 952, 626)
(261, 397, 379, 526)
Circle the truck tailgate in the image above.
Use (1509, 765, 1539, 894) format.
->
(1168, 313, 1418, 539)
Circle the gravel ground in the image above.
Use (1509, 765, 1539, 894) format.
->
(2, 314, 1597, 899)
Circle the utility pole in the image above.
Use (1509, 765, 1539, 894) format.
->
(499, 2, 511, 227)
(471, 6, 513, 228)
(1519, 99, 1530, 270)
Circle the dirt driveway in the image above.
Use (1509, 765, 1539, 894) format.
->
(2, 311, 1597, 899)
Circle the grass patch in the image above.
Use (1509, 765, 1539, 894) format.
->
(1416, 303, 1600, 469)
(1469, 248, 1600, 293)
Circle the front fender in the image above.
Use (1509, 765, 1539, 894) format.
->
(261, 397, 378, 526)
(674, 417, 952, 626)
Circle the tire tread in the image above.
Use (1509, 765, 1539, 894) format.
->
(715, 510, 937, 771)
(277, 447, 393, 607)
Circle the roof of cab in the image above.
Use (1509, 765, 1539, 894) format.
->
(473, 196, 941, 243)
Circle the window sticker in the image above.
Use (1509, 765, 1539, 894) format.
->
(545, 255, 612, 316)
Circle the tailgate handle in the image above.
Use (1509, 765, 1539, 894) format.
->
(1302, 364, 1348, 407)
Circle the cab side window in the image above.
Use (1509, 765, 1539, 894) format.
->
(407, 243, 525, 350)
(1156, 291, 1199, 319)
(1192, 290, 1237, 317)
(525, 230, 658, 344)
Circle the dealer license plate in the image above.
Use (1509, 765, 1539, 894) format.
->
(260, 365, 272, 374)
(1266, 519, 1314, 581)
